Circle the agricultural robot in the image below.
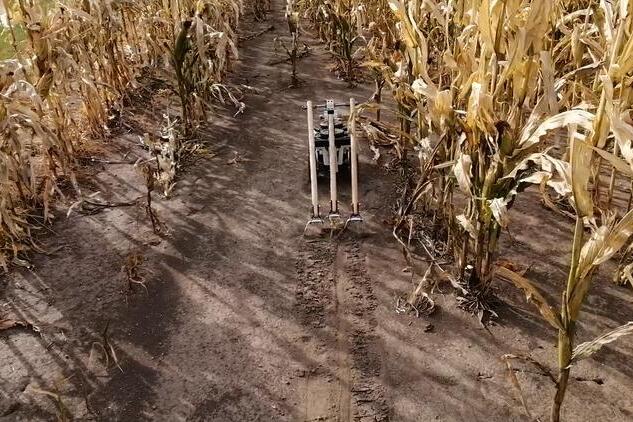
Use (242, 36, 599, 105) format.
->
(304, 99, 361, 230)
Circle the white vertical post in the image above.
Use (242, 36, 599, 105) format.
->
(306, 101, 319, 218)
(327, 100, 338, 214)
(350, 97, 359, 216)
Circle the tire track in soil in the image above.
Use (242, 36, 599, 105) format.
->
(342, 240, 389, 422)
(295, 239, 338, 421)
(334, 244, 353, 422)
(295, 238, 388, 421)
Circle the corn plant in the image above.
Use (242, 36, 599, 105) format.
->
(274, 0, 305, 86)
(170, 19, 194, 131)
(366, 0, 569, 314)
(253, 0, 271, 21)
(362, 18, 395, 121)
(307, 0, 633, 417)
(500, 128, 633, 421)
(0, 0, 242, 270)
(353, 0, 632, 317)
(300, 0, 365, 84)
(498, 2, 633, 418)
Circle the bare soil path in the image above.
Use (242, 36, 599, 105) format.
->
(2, 2, 633, 422)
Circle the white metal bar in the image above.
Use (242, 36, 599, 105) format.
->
(350, 98, 359, 215)
(327, 100, 338, 214)
(306, 100, 319, 217)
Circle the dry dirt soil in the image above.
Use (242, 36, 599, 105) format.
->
(2, 3, 633, 422)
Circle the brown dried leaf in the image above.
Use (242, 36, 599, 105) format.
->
(495, 266, 563, 331)
(570, 322, 633, 364)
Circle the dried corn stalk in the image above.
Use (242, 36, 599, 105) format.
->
(0, 0, 243, 270)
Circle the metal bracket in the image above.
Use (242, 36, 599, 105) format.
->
(329, 199, 339, 216)
(304, 216, 324, 233)
(346, 203, 362, 225)
(346, 214, 363, 224)
(326, 99, 335, 114)
(327, 212, 342, 230)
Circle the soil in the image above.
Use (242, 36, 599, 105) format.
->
(2, 2, 633, 422)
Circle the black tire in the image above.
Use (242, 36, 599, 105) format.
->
(338, 163, 351, 181)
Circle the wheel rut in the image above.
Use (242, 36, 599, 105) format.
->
(296, 238, 388, 421)
(334, 244, 353, 422)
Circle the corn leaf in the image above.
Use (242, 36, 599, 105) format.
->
(495, 266, 563, 331)
(453, 153, 473, 195)
(570, 137, 594, 218)
(570, 322, 633, 365)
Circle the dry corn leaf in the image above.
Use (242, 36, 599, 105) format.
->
(495, 266, 563, 331)
(570, 137, 594, 218)
(570, 322, 633, 365)
(0, 318, 39, 333)
(453, 153, 473, 195)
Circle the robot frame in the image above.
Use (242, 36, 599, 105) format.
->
(304, 98, 362, 231)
